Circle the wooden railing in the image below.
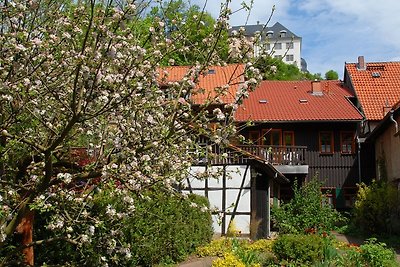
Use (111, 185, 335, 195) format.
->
(235, 145, 307, 165)
(192, 141, 307, 166)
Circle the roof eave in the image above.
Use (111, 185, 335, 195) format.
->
(235, 119, 362, 123)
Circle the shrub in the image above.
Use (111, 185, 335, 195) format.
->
(34, 187, 213, 266)
(360, 238, 398, 267)
(271, 178, 344, 234)
(272, 234, 325, 265)
(354, 181, 400, 235)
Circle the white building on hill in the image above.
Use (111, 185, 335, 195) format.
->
(230, 22, 306, 71)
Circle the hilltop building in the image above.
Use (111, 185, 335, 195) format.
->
(230, 22, 306, 71)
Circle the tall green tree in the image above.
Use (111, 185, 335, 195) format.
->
(325, 70, 339, 80)
(146, 0, 229, 65)
(255, 56, 322, 81)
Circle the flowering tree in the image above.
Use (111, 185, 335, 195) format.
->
(0, 0, 261, 265)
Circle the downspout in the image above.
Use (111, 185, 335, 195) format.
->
(390, 110, 398, 134)
(357, 137, 361, 183)
(266, 173, 275, 238)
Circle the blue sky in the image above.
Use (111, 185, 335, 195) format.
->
(191, 0, 400, 78)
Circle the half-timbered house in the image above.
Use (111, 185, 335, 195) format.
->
(160, 64, 289, 237)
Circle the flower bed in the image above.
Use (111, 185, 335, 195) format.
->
(196, 234, 399, 267)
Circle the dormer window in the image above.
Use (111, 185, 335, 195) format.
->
(266, 30, 273, 37)
(280, 30, 287, 37)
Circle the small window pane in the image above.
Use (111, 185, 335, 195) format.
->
(320, 132, 333, 153)
(341, 132, 354, 153)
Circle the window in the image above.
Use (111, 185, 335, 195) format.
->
(262, 129, 282, 146)
(265, 43, 271, 50)
(274, 43, 282, 50)
(249, 131, 260, 145)
(340, 132, 355, 154)
(319, 132, 334, 153)
(283, 131, 294, 146)
(286, 42, 294, 49)
(274, 55, 281, 59)
(343, 187, 358, 208)
(321, 187, 336, 208)
(285, 54, 294, 61)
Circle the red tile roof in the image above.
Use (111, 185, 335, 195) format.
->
(345, 61, 400, 121)
(234, 80, 362, 122)
(159, 64, 244, 105)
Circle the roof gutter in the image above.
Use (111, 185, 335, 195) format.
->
(390, 110, 399, 135)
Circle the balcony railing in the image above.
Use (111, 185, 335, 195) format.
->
(192, 141, 307, 166)
(235, 145, 307, 165)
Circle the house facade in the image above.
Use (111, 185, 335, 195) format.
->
(161, 64, 288, 237)
(230, 22, 304, 70)
(234, 80, 364, 209)
(162, 62, 385, 237)
(366, 104, 400, 188)
(344, 56, 400, 186)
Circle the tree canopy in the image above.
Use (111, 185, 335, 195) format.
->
(145, 0, 229, 65)
(325, 70, 339, 80)
(0, 0, 260, 265)
(255, 56, 322, 81)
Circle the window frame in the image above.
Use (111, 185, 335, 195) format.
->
(283, 131, 295, 146)
(286, 42, 294, 49)
(249, 131, 261, 145)
(340, 131, 355, 154)
(285, 54, 294, 61)
(321, 187, 336, 208)
(274, 43, 282, 50)
(319, 131, 334, 154)
(262, 129, 282, 146)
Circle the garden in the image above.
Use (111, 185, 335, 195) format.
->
(191, 178, 400, 267)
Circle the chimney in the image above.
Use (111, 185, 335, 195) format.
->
(357, 56, 366, 70)
(383, 99, 392, 117)
(311, 80, 323, 96)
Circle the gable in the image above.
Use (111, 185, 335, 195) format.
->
(345, 61, 400, 121)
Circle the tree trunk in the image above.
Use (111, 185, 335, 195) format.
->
(16, 210, 34, 266)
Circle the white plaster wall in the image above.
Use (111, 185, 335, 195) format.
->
(184, 165, 252, 235)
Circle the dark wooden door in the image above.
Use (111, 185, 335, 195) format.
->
(252, 174, 270, 239)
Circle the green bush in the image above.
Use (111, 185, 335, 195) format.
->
(272, 234, 325, 265)
(360, 238, 398, 267)
(123, 191, 213, 266)
(271, 178, 345, 234)
(34, 187, 213, 266)
(354, 181, 400, 235)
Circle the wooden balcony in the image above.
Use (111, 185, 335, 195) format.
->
(235, 145, 307, 165)
(192, 142, 307, 166)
